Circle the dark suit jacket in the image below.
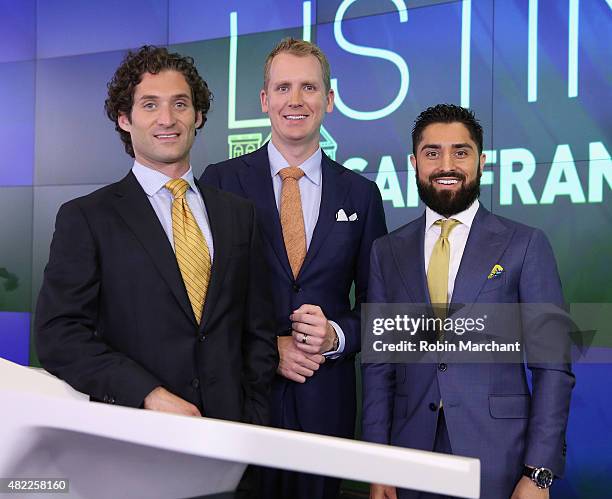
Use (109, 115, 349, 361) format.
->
(201, 145, 387, 437)
(362, 205, 574, 498)
(35, 171, 278, 426)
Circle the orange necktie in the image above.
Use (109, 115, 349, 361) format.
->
(279, 167, 306, 279)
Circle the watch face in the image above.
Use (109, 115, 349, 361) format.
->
(534, 468, 554, 489)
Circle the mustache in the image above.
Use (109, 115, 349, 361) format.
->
(429, 171, 466, 182)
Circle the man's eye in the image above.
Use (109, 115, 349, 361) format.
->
(278, 85, 288, 92)
(456, 150, 468, 157)
(143, 102, 156, 110)
(175, 102, 187, 108)
(304, 84, 315, 91)
(425, 151, 438, 158)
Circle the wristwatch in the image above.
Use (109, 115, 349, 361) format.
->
(522, 466, 554, 489)
(331, 329, 339, 351)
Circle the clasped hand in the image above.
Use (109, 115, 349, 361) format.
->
(277, 304, 336, 383)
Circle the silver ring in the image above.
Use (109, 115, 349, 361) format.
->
(301, 333, 308, 344)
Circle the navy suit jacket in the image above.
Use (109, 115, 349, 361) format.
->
(362, 205, 574, 498)
(201, 145, 387, 437)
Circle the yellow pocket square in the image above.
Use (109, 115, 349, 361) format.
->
(488, 264, 504, 279)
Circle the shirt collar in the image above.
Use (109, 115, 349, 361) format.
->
(267, 141, 322, 186)
(425, 199, 480, 232)
(131, 161, 198, 197)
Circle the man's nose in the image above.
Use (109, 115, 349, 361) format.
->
(288, 88, 303, 107)
(156, 103, 175, 126)
(439, 151, 453, 170)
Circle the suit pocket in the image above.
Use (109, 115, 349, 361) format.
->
(479, 273, 507, 294)
(489, 394, 530, 419)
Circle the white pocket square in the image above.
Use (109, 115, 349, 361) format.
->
(336, 209, 358, 222)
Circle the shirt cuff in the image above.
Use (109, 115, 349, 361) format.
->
(324, 320, 345, 358)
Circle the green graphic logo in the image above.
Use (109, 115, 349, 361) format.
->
(228, 133, 263, 159)
(228, 125, 338, 160)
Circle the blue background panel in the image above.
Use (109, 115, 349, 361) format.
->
(0, 0, 35, 62)
(557, 363, 612, 498)
(169, 0, 314, 44)
(318, 1, 494, 174)
(316, 0, 453, 25)
(0, 61, 35, 186)
(36, 0, 169, 59)
(0, 312, 30, 365)
(491, 0, 612, 165)
(35, 51, 134, 186)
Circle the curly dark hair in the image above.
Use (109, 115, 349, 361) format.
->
(105, 45, 212, 157)
(412, 104, 483, 156)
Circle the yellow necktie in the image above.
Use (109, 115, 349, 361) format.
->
(279, 167, 306, 279)
(165, 179, 211, 324)
(427, 219, 461, 318)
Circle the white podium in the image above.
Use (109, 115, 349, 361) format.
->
(0, 358, 479, 498)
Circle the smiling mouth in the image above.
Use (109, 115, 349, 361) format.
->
(283, 114, 308, 121)
(434, 178, 461, 186)
(154, 133, 180, 139)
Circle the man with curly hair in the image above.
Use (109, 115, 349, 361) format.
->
(35, 46, 278, 428)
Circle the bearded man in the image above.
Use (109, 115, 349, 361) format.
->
(362, 104, 574, 499)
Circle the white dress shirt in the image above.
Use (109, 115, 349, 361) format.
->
(267, 141, 345, 356)
(424, 200, 480, 302)
(131, 161, 214, 260)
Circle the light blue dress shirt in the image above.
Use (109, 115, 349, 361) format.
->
(131, 161, 214, 260)
(267, 141, 345, 356)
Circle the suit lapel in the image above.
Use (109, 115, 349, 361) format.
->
(196, 180, 232, 332)
(451, 206, 514, 304)
(299, 154, 350, 278)
(111, 172, 195, 323)
(390, 215, 430, 303)
(237, 146, 293, 281)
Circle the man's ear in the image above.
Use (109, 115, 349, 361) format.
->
(479, 152, 486, 174)
(260, 89, 268, 113)
(325, 88, 334, 113)
(195, 111, 203, 129)
(409, 154, 417, 171)
(118, 113, 131, 132)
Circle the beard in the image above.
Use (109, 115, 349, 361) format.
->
(416, 167, 481, 218)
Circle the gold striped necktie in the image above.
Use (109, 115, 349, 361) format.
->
(427, 218, 461, 319)
(165, 178, 211, 324)
(279, 167, 306, 279)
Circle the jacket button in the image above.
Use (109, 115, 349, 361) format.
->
(191, 378, 200, 389)
(438, 363, 447, 372)
(293, 284, 301, 292)
(198, 334, 205, 342)
(109, 396, 115, 404)
(429, 402, 438, 412)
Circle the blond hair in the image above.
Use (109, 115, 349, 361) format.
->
(263, 38, 331, 93)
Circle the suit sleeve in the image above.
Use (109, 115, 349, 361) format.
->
(241, 203, 279, 425)
(332, 181, 387, 356)
(200, 163, 221, 188)
(360, 238, 395, 445)
(35, 201, 161, 407)
(520, 229, 575, 477)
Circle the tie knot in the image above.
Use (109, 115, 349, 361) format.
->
(435, 218, 461, 238)
(165, 178, 190, 199)
(279, 166, 305, 181)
